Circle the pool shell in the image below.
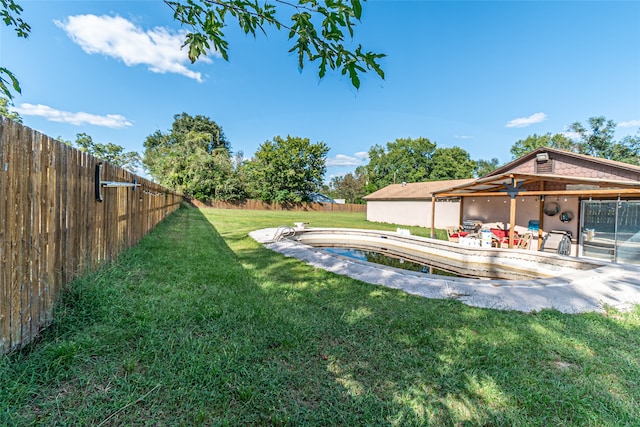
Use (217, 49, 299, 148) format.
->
(250, 226, 640, 313)
(293, 228, 601, 280)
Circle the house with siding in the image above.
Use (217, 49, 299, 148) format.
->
(432, 147, 640, 263)
(364, 147, 640, 264)
(363, 179, 474, 229)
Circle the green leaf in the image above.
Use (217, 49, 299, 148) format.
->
(0, 67, 21, 99)
(351, 0, 362, 20)
(347, 64, 360, 89)
(164, 0, 384, 89)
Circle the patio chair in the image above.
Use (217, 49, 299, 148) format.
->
(446, 226, 468, 243)
(516, 233, 533, 250)
(540, 230, 572, 255)
(499, 232, 532, 249)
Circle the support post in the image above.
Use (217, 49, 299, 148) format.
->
(538, 191, 545, 250)
(509, 196, 517, 249)
(430, 195, 436, 239)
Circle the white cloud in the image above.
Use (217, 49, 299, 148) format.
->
(14, 103, 133, 128)
(560, 131, 581, 140)
(619, 120, 640, 128)
(354, 151, 369, 160)
(326, 153, 367, 167)
(54, 14, 214, 82)
(454, 134, 473, 139)
(505, 112, 547, 128)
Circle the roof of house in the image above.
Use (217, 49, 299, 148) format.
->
(364, 178, 475, 201)
(365, 149, 640, 201)
(486, 146, 640, 177)
(424, 147, 640, 198)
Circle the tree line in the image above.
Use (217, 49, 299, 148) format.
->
(330, 117, 640, 203)
(2, 99, 638, 204)
(4, 1, 638, 204)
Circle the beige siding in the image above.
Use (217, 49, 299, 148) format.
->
(366, 200, 461, 228)
(462, 195, 580, 237)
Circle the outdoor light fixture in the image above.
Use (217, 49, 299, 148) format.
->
(536, 152, 549, 162)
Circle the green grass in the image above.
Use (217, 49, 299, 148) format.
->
(2, 206, 640, 426)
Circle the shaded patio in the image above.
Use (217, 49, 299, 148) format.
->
(430, 172, 640, 262)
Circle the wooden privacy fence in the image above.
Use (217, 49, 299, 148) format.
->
(189, 198, 366, 213)
(0, 118, 182, 354)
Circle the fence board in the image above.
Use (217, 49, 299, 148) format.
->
(0, 118, 182, 354)
(0, 121, 11, 351)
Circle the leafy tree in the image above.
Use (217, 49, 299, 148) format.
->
(167, 0, 385, 89)
(74, 133, 141, 172)
(568, 116, 617, 158)
(244, 135, 329, 203)
(568, 117, 640, 164)
(510, 133, 574, 159)
(362, 138, 477, 192)
(428, 146, 476, 181)
(168, 112, 230, 152)
(363, 137, 437, 192)
(328, 171, 366, 204)
(612, 133, 640, 165)
(510, 117, 640, 166)
(144, 113, 227, 180)
(0, 95, 22, 122)
(474, 157, 500, 177)
(145, 113, 229, 164)
(165, 132, 244, 199)
(143, 114, 245, 200)
(1, 0, 30, 99)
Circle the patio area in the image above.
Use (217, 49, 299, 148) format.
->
(429, 148, 640, 264)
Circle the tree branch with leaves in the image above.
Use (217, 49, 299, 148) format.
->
(1, 0, 30, 99)
(165, 0, 385, 88)
(2, 0, 384, 100)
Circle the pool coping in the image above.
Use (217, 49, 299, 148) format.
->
(250, 227, 640, 314)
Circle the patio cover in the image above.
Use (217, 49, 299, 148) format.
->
(429, 173, 640, 248)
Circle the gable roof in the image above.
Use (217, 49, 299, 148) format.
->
(364, 179, 475, 201)
(487, 146, 640, 177)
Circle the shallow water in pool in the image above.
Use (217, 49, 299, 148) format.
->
(322, 247, 458, 277)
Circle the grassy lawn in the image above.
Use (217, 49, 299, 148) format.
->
(2, 206, 639, 426)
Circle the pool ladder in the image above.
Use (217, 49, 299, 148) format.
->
(272, 225, 296, 242)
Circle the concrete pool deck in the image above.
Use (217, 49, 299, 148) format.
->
(250, 227, 640, 314)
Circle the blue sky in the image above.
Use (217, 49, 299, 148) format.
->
(2, 0, 639, 181)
